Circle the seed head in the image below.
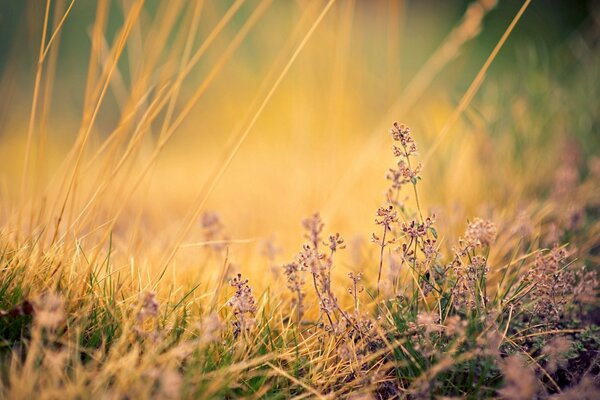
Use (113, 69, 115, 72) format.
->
(464, 218, 496, 247)
(375, 205, 398, 230)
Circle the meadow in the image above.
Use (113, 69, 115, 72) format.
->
(0, 0, 599, 398)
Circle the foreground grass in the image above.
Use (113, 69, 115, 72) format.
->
(1, 121, 599, 399)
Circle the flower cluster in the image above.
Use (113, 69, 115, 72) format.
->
(385, 122, 422, 207)
(464, 218, 496, 248)
(390, 122, 417, 155)
(282, 261, 306, 322)
(373, 206, 398, 238)
(451, 255, 489, 309)
(401, 215, 435, 239)
(227, 273, 257, 336)
(327, 233, 345, 253)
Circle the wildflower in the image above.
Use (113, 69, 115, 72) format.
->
(33, 292, 66, 330)
(526, 245, 573, 322)
(419, 273, 434, 296)
(386, 160, 421, 189)
(374, 205, 398, 231)
(451, 255, 488, 310)
(421, 238, 438, 264)
(385, 122, 423, 209)
(464, 218, 496, 247)
(326, 233, 345, 253)
(401, 215, 435, 239)
(282, 261, 306, 322)
(390, 122, 417, 155)
(227, 273, 257, 336)
(302, 213, 324, 249)
(137, 291, 159, 322)
(297, 244, 320, 275)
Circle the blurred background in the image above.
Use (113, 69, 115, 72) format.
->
(0, 1, 598, 279)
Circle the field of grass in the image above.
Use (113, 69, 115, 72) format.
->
(0, 0, 599, 398)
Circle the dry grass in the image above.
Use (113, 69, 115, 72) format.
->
(0, 1, 599, 399)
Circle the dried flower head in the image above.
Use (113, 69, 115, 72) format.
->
(464, 218, 496, 247)
(526, 245, 574, 322)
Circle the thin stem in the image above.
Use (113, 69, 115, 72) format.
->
(377, 225, 388, 298)
(312, 273, 334, 331)
(353, 280, 358, 313)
